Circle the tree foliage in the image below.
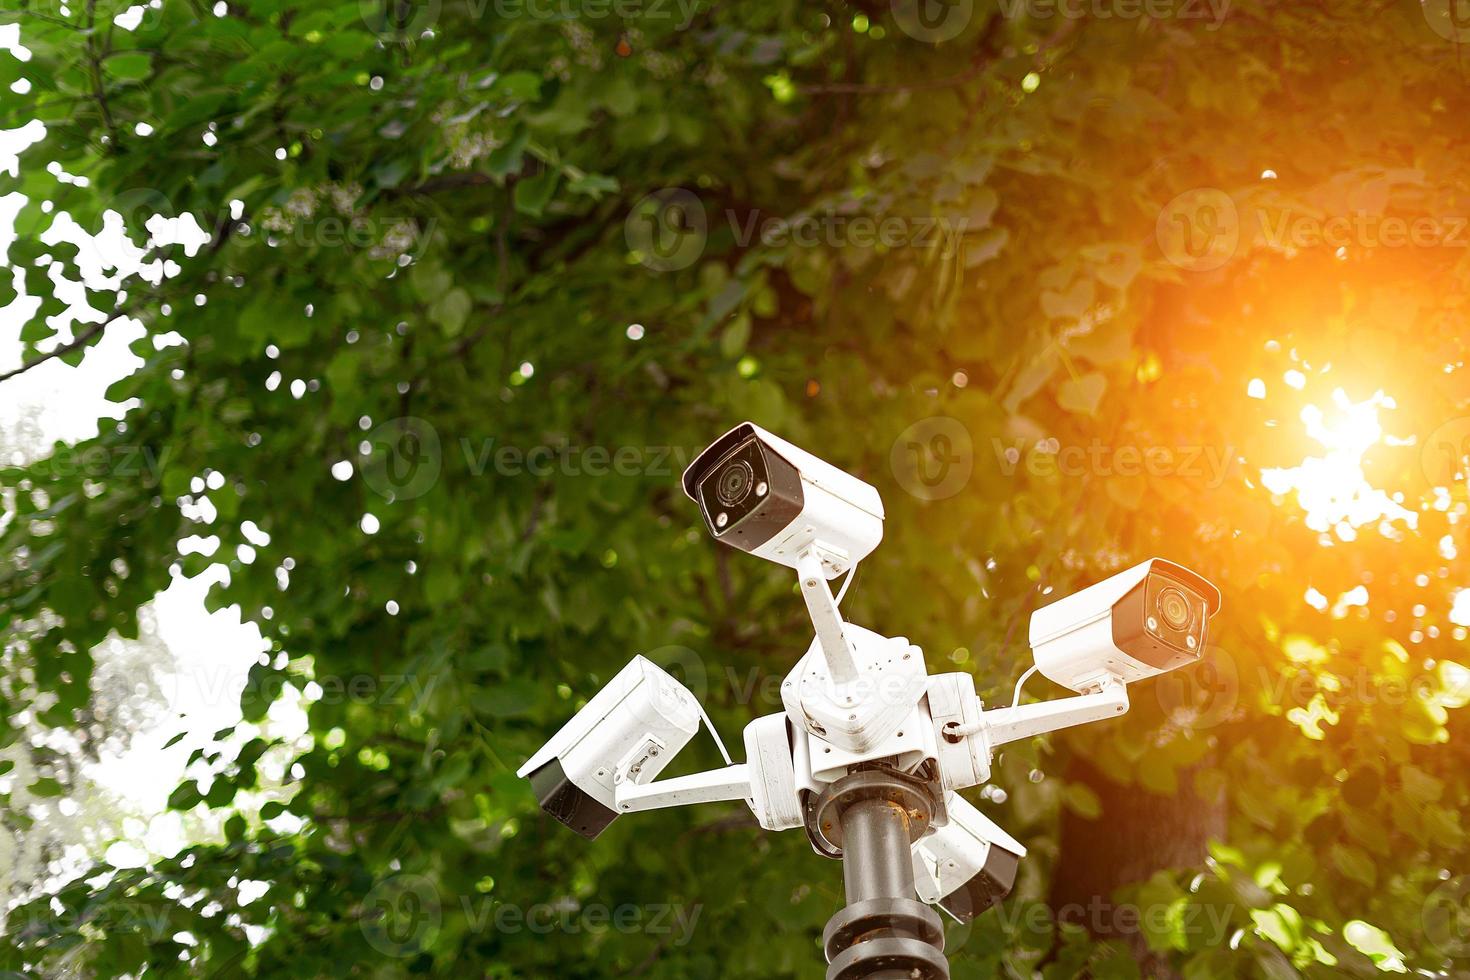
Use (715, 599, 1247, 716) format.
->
(2, 0, 1470, 977)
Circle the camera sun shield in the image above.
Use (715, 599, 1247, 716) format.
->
(693, 434, 804, 547)
(516, 656, 701, 840)
(683, 422, 884, 578)
(1028, 558, 1221, 693)
(1111, 571, 1212, 674)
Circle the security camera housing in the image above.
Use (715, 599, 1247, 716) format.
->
(912, 793, 1027, 923)
(1029, 558, 1222, 693)
(516, 656, 700, 840)
(518, 424, 1226, 980)
(682, 422, 883, 579)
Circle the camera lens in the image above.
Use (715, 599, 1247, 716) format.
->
(716, 460, 754, 507)
(1157, 587, 1193, 631)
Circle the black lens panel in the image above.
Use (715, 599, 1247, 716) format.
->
(1157, 587, 1193, 631)
(1113, 572, 1210, 671)
(698, 438, 768, 535)
(694, 435, 804, 551)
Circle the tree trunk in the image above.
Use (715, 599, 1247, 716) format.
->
(1047, 753, 1226, 977)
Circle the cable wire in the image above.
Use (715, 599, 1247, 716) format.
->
(1010, 663, 1039, 709)
(696, 700, 733, 766)
(834, 562, 858, 606)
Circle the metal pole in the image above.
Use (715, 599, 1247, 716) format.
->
(842, 799, 917, 904)
(816, 772, 949, 980)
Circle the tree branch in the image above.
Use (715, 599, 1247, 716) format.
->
(0, 308, 131, 384)
(84, 0, 122, 151)
(391, 172, 495, 198)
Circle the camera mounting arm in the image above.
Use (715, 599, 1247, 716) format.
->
(975, 676, 1130, 748)
(613, 763, 753, 814)
(796, 550, 860, 684)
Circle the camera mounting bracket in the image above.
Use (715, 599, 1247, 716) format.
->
(977, 676, 1129, 748)
(782, 623, 929, 755)
(796, 548, 860, 683)
(612, 762, 753, 814)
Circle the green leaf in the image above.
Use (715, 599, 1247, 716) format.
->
(106, 52, 152, 80)
(1330, 844, 1376, 887)
(1058, 372, 1107, 416)
(720, 313, 751, 358)
(430, 288, 472, 337)
(1062, 782, 1102, 819)
(1040, 278, 1095, 320)
(492, 71, 542, 102)
(487, 129, 530, 179)
(1342, 920, 1406, 970)
(513, 169, 559, 217)
(28, 777, 63, 797)
(411, 261, 453, 301)
(167, 781, 202, 810)
(568, 173, 619, 199)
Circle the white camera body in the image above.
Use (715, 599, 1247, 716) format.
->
(1029, 558, 1221, 693)
(516, 656, 700, 840)
(912, 793, 1027, 923)
(682, 422, 883, 579)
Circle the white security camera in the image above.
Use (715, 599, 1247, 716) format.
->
(912, 793, 1027, 923)
(1028, 558, 1221, 693)
(519, 421, 1227, 980)
(516, 656, 700, 840)
(682, 422, 883, 579)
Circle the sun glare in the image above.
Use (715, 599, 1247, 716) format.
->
(1260, 388, 1417, 540)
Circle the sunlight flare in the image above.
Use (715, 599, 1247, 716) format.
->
(1261, 389, 1416, 537)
